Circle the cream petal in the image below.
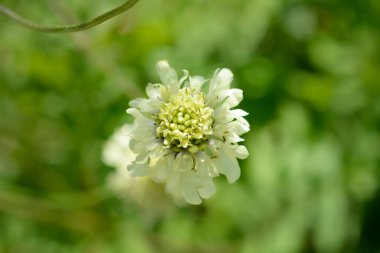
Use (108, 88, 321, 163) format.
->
(145, 83, 160, 99)
(223, 89, 243, 108)
(214, 148, 241, 183)
(234, 145, 249, 159)
(189, 75, 206, 91)
(209, 68, 233, 93)
(127, 109, 155, 140)
(126, 108, 153, 124)
(198, 180, 216, 199)
(165, 172, 180, 197)
(212, 123, 228, 137)
(235, 116, 250, 129)
(165, 152, 191, 197)
(230, 109, 249, 118)
(225, 120, 250, 136)
(212, 121, 247, 143)
(149, 142, 168, 159)
(168, 152, 205, 204)
(156, 60, 178, 84)
(131, 123, 154, 140)
(150, 153, 174, 183)
(181, 172, 202, 205)
(214, 106, 234, 124)
(178, 70, 189, 86)
(209, 88, 244, 110)
(126, 108, 141, 118)
(129, 98, 152, 112)
(129, 138, 146, 153)
(182, 187, 202, 205)
(175, 152, 194, 172)
(226, 132, 245, 143)
(214, 106, 249, 124)
(133, 152, 149, 164)
(156, 60, 179, 94)
(127, 160, 150, 177)
(207, 68, 234, 105)
(195, 156, 216, 198)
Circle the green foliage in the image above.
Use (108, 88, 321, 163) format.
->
(0, 0, 379, 252)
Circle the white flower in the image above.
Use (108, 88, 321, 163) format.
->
(102, 125, 146, 199)
(102, 125, 178, 211)
(102, 124, 137, 171)
(126, 60, 250, 204)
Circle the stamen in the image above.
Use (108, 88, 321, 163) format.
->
(155, 87, 214, 153)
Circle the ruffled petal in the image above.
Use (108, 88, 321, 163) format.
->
(150, 153, 175, 183)
(146, 83, 160, 99)
(213, 147, 241, 183)
(156, 60, 179, 94)
(195, 155, 216, 199)
(126, 108, 155, 140)
(129, 98, 152, 112)
(178, 70, 189, 87)
(234, 145, 249, 159)
(164, 152, 205, 205)
(127, 159, 150, 177)
(209, 68, 233, 93)
(198, 180, 216, 199)
(181, 171, 202, 205)
(129, 136, 153, 153)
(223, 89, 243, 108)
(207, 68, 234, 105)
(231, 109, 249, 118)
(188, 75, 206, 91)
(228, 120, 250, 136)
(165, 152, 192, 198)
(165, 172, 180, 198)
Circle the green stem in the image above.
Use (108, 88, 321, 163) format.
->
(0, 0, 139, 33)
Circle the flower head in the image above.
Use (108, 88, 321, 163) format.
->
(126, 60, 250, 204)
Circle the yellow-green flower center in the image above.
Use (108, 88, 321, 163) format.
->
(155, 87, 214, 153)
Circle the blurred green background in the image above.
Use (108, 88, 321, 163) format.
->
(0, 0, 380, 252)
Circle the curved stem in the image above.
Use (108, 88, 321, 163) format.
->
(0, 0, 139, 33)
